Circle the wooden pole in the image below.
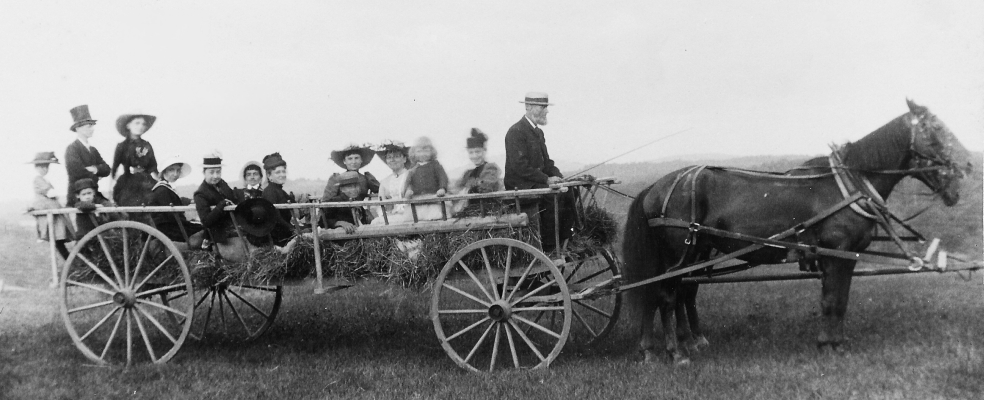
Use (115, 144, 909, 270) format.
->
(310, 207, 325, 294)
(47, 214, 59, 288)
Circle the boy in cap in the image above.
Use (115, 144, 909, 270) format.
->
(28, 152, 72, 259)
(65, 105, 111, 206)
(321, 171, 370, 234)
(74, 178, 120, 238)
(192, 151, 238, 246)
(321, 144, 380, 201)
(145, 159, 204, 247)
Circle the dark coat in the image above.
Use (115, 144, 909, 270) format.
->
(320, 194, 369, 229)
(145, 180, 201, 242)
(322, 171, 379, 201)
(65, 139, 111, 206)
(234, 186, 264, 202)
(405, 161, 449, 196)
(460, 162, 504, 194)
(262, 182, 299, 246)
(193, 180, 238, 242)
(504, 117, 562, 190)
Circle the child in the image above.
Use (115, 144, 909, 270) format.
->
(29, 152, 71, 259)
(403, 137, 450, 221)
(74, 178, 119, 238)
(321, 171, 369, 234)
(234, 161, 264, 202)
(145, 159, 204, 247)
(322, 144, 380, 201)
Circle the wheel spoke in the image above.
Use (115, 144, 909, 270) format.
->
(134, 255, 176, 292)
(136, 284, 185, 299)
(222, 291, 254, 337)
(507, 319, 546, 362)
(445, 316, 491, 342)
(489, 323, 502, 372)
(503, 246, 513, 293)
(437, 309, 487, 314)
(136, 298, 188, 319)
(199, 290, 216, 340)
(166, 290, 189, 303)
(512, 306, 565, 312)
(131, 308, 158, 362)
(79, 306, 122, 341)
(226, 287, 270, 319)
(67, 279, 116, 296)
(238, 285, 280, 292)
(480, 248, 499, 301)
(457, 260, 494, 302)
(574, 299, 612, 318)
(574, 267, 609, 285)
(504, 322, 520, 368)
(75, 253, 122, 292)
(564, 258, 587, 282)
(512, 279, 559, 305)
(122, 228, 131, 288)
(507, 258, 538, 303)
(464, 321, 495, 364)
(68, 300, 115, 314)
(99, 310, 125, 360)
(134, 304, 178, 344)
(126, 310, 133, 366)
(129, 234, 153, 288)
(513, 314, 562, 339)
(572, 307, 599, 338)
(95, 232, 125, 288)
(218, 289, 227, 335)
(441, 283, 491, 307)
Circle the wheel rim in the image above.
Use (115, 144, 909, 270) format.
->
(60, 221, 193, 365)
(431, 238, 572, 372)
(163, 284, 282, 342)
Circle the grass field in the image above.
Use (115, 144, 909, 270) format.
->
(1, 217, 982, 400)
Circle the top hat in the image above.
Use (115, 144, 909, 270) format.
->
(69, 105, 97, 132)
(466, 128, 488, 148)
(262, 152, 287, 172)
(161, 158, 192, 179)
(28, 151, 60, 165)
(116, 112, 157, 137)
(330, 144, 375, 170)
(73, 178, 97, 193)
(202, 150, 224, 169)
(519, 92, 554, 106)
(233, 198, 278, 237)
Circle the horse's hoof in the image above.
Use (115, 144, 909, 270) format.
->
(641, 349, 660, 364)
(672, 354, 692, 367)
(695, 336, 710, 349)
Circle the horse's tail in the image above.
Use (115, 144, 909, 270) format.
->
(622, 184, 660, 312)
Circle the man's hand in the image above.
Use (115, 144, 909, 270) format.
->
(435, 188, 446, 197)
(85, 166, 98, 174)
(547, 176, 563, 184)
(77, 201, 97, 213)
(404, 188, 414, 198)
(335, 221, 357, 234)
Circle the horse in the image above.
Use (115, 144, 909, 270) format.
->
(622, 99, 972, 364)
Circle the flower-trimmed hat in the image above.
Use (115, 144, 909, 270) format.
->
(69, 105, 97, 132)
(73, 178, 97, 193)
(519, 92, 554, 106)
(330, 143, 375, 170)
(116, 111, 157, 137)
(233, 198, 278, 236)
(202, 150, 224, 169)
(28, 152, 60, 165)
(374, 140, 412, 168)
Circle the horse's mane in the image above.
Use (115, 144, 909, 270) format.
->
(840, 114, 911, 171)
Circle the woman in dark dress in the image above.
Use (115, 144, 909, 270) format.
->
(111, 112, 158, 207)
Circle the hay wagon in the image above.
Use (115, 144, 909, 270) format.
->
(29, 177, 624, 371)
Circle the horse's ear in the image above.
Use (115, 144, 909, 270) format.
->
(906, 98, 928, 115)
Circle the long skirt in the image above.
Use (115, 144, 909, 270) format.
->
(113, 172, 156, 207)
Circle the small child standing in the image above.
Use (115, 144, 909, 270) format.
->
(403, 137, 450, 221)
(29, 152, 71, 259)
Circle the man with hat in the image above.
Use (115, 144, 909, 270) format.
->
(504, 92, 574, 252)
(145, 158, 204, 247)
(64, 105, 111, 206)
(260, 152, 303, 247)
(193, 151, 239, 245)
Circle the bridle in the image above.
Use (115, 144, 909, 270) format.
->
(902, 112, 965, 196)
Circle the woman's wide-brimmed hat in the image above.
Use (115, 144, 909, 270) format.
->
(202, 150, 224, 169)
(241, 160, 264, 180)
(519, 92, 554, 106)
(69, 105, 97, 132)
(116, 111, 157, 137)
(73, 178, 97, 193)
(330, 144, 375, 170)
(161, 158, 192, 179)
(374, 140, 412, 168)
(233, 198, 278, 237)
(27, 151, 60, 165)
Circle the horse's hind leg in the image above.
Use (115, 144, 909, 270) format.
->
(636, 287, 661, 363)
(817, 258, 857, 352)
(680, 283, 709, 352)
(658, 290, 689, 365)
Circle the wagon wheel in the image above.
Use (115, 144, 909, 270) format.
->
(60, 221, 193, 365)
(431, 238, 572, 372)
(162, 283, 283, 342)
(533, 246, 621, 347)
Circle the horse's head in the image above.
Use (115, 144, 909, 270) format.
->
(904, 99, 973, 206)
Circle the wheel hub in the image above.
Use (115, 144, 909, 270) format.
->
(488, 301, 512, 322)
(113, 290, 137, 308)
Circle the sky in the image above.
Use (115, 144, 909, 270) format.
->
(1, 0, 981, 202)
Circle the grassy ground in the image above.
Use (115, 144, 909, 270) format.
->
(1, 221, 982, 399)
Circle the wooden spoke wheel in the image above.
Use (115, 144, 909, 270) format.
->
(60, 221, 193, 365)
(163, 283, 283, 342)
(431, 238, 571, 372)
(542, 246, 621, 346)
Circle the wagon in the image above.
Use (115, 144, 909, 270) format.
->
(29, 177, 623, 371)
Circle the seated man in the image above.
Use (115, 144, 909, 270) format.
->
(321, 171, 369, 234)
(145, 159, 204, 247)
(193, 152, 238, 247)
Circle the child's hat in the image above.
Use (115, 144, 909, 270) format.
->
(330, 143, 375, 170)
(161, 157, 192, 179)
(337, 171, 361, 187)
(73, 178, 96, 193)
(28, 152, 60, 165)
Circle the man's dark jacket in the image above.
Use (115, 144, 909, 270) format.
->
(504, 117, 562, 190)
(193, 180, 237, 242)
(262, 182, 299, 245)
(146, 181, 201, 242)
(65, 140, 111, 206)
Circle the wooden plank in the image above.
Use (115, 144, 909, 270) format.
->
(309, 214, 529, 241)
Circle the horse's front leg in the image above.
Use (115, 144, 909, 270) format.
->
(659, 288, 690, 365)
(681, 283, 709, 351)
(817, 257, 857, 352)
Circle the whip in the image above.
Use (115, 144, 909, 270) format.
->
(569, 127, 693, 177)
